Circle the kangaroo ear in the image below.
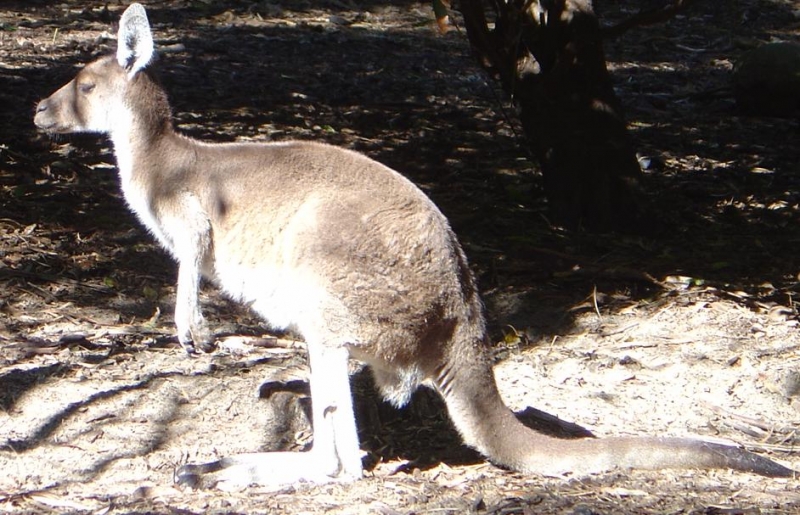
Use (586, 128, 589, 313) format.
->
(116, 3, 154, 79)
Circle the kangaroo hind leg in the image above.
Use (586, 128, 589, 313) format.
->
(175, 343, 362, 489)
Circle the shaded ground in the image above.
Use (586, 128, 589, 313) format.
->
(0, 0, 799, 513)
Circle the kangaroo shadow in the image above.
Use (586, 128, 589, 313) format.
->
(0, 362, 64, 413)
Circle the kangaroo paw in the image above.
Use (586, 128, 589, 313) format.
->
(175, 452, 360, 490)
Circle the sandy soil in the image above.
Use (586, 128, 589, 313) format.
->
(0, 1, 799, 513)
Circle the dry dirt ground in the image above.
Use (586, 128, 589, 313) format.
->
(1, 0, 800, 513)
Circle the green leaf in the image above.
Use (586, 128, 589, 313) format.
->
(142, 285, 158, 301)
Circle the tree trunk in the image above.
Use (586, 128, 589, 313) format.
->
(460, 0, 650, 233)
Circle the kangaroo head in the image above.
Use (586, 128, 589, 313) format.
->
(34, 3, 155, 135)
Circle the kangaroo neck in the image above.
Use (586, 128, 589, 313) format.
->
(109, 70, 177, 183)
(109, 114, 176, 186)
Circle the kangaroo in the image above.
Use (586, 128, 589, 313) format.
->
(34, 4, 794, 488)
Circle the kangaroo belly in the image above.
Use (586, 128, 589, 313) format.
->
(209, 260, 320, 332)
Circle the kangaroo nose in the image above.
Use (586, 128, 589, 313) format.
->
(36, 101, 48, 113)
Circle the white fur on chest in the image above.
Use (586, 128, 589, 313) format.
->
(112, 135, 173, 251)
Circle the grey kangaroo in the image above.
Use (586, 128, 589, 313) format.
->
(34, 3, 794, 488)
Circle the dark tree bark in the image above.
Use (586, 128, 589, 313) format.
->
(460, 0, 650, 233)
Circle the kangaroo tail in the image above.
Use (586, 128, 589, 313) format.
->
(436, 337, 795, 478)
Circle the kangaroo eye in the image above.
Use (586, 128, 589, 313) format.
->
(78, 83, 95, 94)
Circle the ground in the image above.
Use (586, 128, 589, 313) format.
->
(1, 0, 799, 513)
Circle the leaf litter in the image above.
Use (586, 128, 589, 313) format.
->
(0, 1, 799, 513)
